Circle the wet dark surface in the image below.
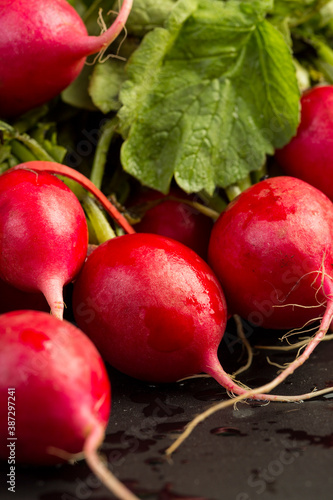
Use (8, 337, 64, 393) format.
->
(1, 322, 332, 500)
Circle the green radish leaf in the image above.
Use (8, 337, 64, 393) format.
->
(271, 0, 330, 24)
(124, 0, 179, 36)
(88, 37, 140, 113)
(89, 59, 127, 112)
(61, 65, 98, 111)
(118, 0, 300, 194)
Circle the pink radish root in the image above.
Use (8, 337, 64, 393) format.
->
(204, 282, 333, 402)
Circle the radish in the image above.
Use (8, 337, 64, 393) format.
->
(165, 176, 333, 456)
(0, 0, 133, 117)
(0, 161, 134, 320)
(0, 310, 139, 500)
(72, 233, 321, 402)
(0, 168, 88, 320)
(208, 176, 333, 395)
(129, 188, 214, 259)
(275, 85, 333, 201)
(73, 233, 228, 383)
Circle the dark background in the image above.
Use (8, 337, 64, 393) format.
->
(1, 321, 332, 500)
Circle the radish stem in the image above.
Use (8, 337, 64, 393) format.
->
(90, 117, 118, 191)
(82, 195, 116, 243)
(9, 162, 135, 235)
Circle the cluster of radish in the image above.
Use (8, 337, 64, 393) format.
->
(0, 0, 139, 497)
(1, 155, 333, 479)
(1, 0, 333, 494)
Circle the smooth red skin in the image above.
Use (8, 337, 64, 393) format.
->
(131, 189, 213, 259)
(72, 233, 227, 383)
(0, 169, 88, 296)
(275, 85, 333, 201)
(0, 0, 89, 117)
(0, 278, 49, 314)
(0, 310, 111, 465)
(208, 176, 333, 330)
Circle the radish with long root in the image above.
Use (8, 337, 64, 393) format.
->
(207, 176, 333, 394)
(72, 233, 331, 402)
(0, 162, 134, 320)
(0, 0, 133, 117)
(0, 310, 139, 500)
(166, 177, 333, 456)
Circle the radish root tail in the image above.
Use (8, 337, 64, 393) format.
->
(165, 384, 333, 458)
(232, 314, 253, 377)
(86, 8, 128, 65)
(255, 332, 333, 352)
(169, 285, 333, 456)
(84, 424, 140, 500)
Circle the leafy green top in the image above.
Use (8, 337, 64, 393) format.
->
(117, 0, 300, 194)
(4, 0, 333, 196)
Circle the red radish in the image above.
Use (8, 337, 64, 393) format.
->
(130, 188, 214, 259)
(0, 162, 134, 320)
(0, 0, 133, 117)
(0, 310, 139, 500)
(72, 233, 227, 382)
(0, 168, 88, 320)
(208, 176, 333, 396)
(0, 277, 49, 315)
(72, 233, 316, 402)
(275, 85, 333, 201)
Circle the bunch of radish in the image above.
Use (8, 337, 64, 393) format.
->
(4, 157, 331, 397)
(71, 175, 333, 402)
(0, 0, 333, 485)
(1, 158, 333, 463)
